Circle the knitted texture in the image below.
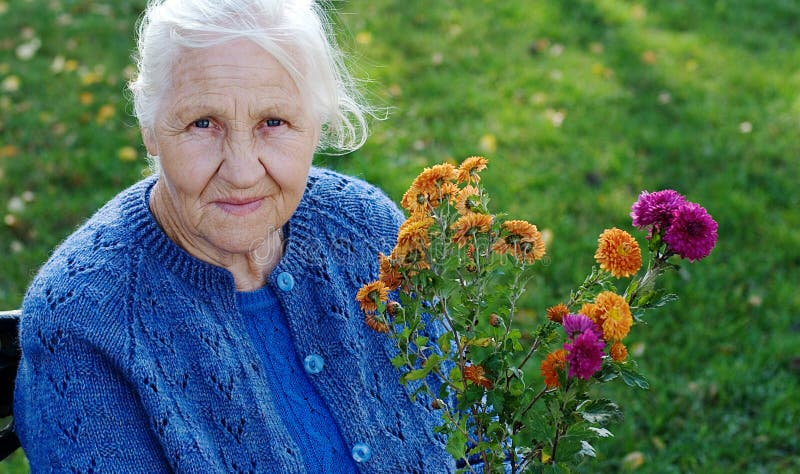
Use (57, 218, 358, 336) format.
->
(14, 167, 454, 473)
(236, 285, 356, 473)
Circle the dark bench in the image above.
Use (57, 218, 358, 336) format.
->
(0, 310, 21, 460)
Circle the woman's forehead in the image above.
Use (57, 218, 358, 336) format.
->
(164, 41, 304, 113)
(170, 41, 295, 89)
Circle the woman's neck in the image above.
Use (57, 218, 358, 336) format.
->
(148, 181, 284, 291)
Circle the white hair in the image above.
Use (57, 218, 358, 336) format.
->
(129, 0, 374, 155)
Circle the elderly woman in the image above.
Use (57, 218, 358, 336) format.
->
(13, 0, 454, 472)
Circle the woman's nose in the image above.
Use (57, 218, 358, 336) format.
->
(218, 134, 266, 188)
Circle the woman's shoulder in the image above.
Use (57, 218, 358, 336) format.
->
(302, 166, 405, 233)
(36, 177, 154, 267)
(22, 178, 157, 326)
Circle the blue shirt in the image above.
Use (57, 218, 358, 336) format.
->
(237, 285, 357, 473)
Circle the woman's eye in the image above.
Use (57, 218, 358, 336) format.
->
(193, 118, 211, 129)
(265, 118, 284, 127)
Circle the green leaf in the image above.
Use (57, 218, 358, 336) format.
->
(576, 399, 623, 425)
(618, 363, 650, 390)
(487, 390, 505, 414)
(401, 368, 430, 382)
(445, 426, 467, 460)
(597, 362, 619, 382)
(588, 426, 613, 438)
(460, 384, 486, 408)
(578, 440, 597, 458)
(437, 331, 453, 354)
(508, 377, 525, 397)
(390, 354, 406, 369)
(422, 353, 444, 371)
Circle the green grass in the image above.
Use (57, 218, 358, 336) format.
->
(2, 0, 799, 472)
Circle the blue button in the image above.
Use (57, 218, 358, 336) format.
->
(276, 272, 295, 292)
(351, 442, 371, 463)
(303, 354, 324, 374)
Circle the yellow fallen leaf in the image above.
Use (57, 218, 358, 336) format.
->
(630, 341, 646, 357)
(355, 31, 372, 45)
(117, 146, 138, 162)
(80, 70, 103, 85)
(541, 228, 554, 247)
(0, 144, 18, 158)
(479, 134, 497, 153)
(622, 451, 645, 470)
(96, 104, 115, 124)
(1, 75, 20, 92)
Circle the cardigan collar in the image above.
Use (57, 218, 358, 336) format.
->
(120, 169, 330, 300)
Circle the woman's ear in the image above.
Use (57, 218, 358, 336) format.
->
(142, 127, 158, 156)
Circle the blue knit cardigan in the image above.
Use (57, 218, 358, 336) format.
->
(14, 168, 455, 473)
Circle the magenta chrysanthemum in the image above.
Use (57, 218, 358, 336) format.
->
(630, 190, 686, 230)
(564, 329, 605, 380)
(663, 201, 718, 261)
(562, 314, 602, 339)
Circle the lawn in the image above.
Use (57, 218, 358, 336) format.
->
(1, 0, 799, 472)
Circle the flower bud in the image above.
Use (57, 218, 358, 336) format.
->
(431, 399, 445, 410)
(387, 300, 402, 317)
(489, 313, 501, 327)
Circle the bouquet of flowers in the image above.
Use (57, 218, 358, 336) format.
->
(357, 157, 718, 472)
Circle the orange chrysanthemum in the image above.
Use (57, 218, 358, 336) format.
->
(365, 313, 389, 333)
(463, 364, 493, 390)
(393, 247, 430, 270)
(400, 184, 432, 215)
(378, 253, 402, 290)
(457, 156, 489, 184)
(455, 185, 481, 215)
(355, 280, 389, 314)
(492, 220, 546, 263)
(413, 163, 458, 194)
(540, 349, 567, 388)
(580, 302, 602, 327)
(595, 291, 633, 341)
(439, 181, 460, 205)
(546, 303, 569, 323)
(610, 340, 628, 362)
(398, 214, 434, 240)
(594, 228, 642, 278)
(451, 213, 493, 247)
(394, 215, 433, 262)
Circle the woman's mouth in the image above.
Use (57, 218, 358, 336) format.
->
(215, 197, 264, 216)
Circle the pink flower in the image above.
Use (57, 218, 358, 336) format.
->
(562, 313, 602, 339)
(564, 329, 605, 380)
(630, 190, 686, 231)
(664, 201, 718, 262)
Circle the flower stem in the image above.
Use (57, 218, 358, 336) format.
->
(515, 333, 542, 374)
(517, 386, 550, 422)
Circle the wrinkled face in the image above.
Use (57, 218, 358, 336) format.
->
(145, 39, 319, 259)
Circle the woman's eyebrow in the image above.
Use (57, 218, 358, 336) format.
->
(170, 99, 303, 120)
